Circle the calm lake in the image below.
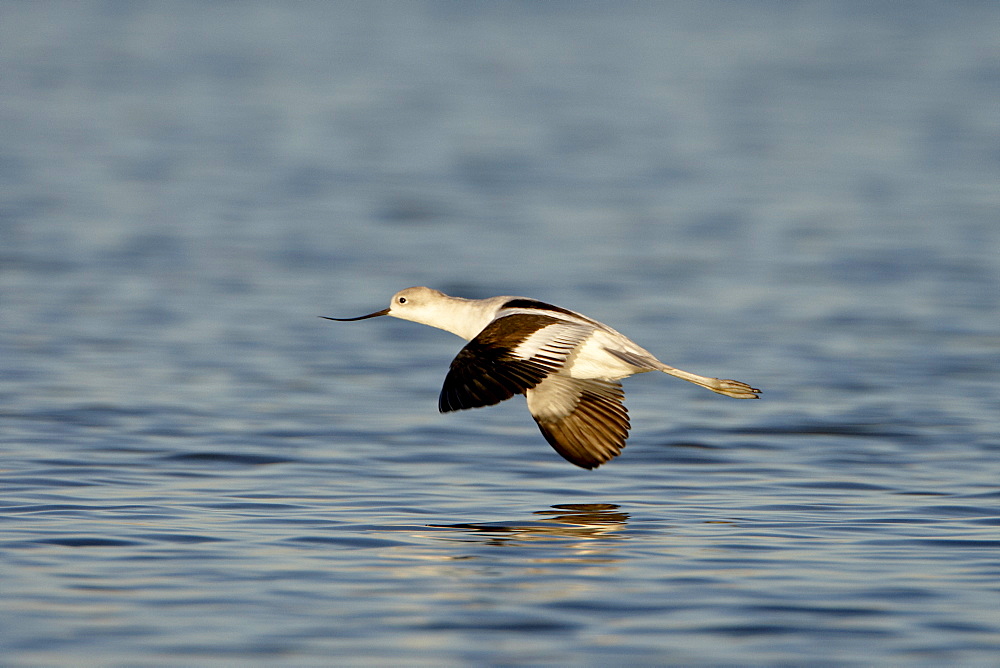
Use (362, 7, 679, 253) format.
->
(2, 3, 999, 666)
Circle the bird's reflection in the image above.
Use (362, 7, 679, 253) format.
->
(428, 503, 629, 545)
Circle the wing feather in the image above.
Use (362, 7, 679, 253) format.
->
(526, 375, 630, 469)
(438, 313, 592, 412)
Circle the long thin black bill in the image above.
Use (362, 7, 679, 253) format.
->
(320, 308, 390, 322)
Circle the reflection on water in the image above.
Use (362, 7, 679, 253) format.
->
(429, 503, 630, 546)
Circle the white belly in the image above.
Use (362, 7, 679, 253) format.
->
(565, 331, 659, 380)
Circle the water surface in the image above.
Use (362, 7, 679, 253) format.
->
(2, 3, 999, 666)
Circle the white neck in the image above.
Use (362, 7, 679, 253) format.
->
(395, 295, 506, 341)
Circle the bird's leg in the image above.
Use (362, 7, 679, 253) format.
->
(658, 365, 761, 399)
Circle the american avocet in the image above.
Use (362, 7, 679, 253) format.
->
(324, 287, 760, 469)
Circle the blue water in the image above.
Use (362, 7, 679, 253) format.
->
(2, 3, 999, 665)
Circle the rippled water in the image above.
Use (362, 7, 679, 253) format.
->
(2, 3, 999, 666)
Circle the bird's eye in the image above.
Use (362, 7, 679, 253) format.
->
(398, 297, 407, 304)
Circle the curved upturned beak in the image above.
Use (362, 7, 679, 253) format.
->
(320, 308, 390, 322)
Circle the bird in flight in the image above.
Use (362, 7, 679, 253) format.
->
(324, 287, 760, 469)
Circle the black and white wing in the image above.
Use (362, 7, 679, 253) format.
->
(438, 313, 591, 413)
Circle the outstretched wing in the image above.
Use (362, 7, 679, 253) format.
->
(438, 313, 592, 413)
(526, 375, 630, 470)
